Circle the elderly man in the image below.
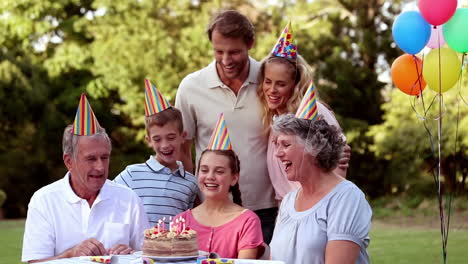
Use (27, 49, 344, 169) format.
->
(22, 94, 149, 263)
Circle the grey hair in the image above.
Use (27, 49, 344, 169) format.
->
(62, 124, 112, 159)
(271, 114, 344, 172)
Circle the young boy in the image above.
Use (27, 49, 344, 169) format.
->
(114, 79, 199, 226)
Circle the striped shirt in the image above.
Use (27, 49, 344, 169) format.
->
(114, 156, 199, 226)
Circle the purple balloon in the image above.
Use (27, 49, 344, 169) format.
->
(427, 26, 446, 49)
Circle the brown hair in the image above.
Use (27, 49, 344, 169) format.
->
(257, 54, 314, 134)
(197, 149, 242, 206)
(145, 107, 184, 135)
(207, 10, 255, 45)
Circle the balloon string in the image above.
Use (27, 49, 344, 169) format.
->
(445, 53, 466, 254)
(458, 53, 468, 105)
(436, 44, 447, 264)
(412, 55, 425, 97)
(409, 55, 428, 120)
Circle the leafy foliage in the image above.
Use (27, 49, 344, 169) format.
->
(369, 81, 468, 195)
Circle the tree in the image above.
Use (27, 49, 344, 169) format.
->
(369, 77, 468, 195)
(268, 0, 404, 197)
(0, 0, 270, 217)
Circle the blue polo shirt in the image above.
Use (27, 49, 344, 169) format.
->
(114, 156, 199, 226)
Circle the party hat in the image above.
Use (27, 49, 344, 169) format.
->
(72, 93, 100, 136)
(271, 21, 297, 59)
(144, 78, 171, 116)
(207, 113, 232, 150)
(295, 82, 318, 120)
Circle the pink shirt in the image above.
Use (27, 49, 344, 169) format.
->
(176, 209, 263, 258)
(267, 102, 344, 201)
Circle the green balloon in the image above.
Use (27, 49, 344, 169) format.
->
(443, 8, 468, 53)
(423, 48, 461, 93)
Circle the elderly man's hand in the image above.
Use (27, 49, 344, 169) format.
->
(107, 244, 134, 255)
(338, 144, 351, 170)
(69, 238, 106, 257)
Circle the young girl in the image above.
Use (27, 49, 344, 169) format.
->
(176, 149, 264, 259)
(256, 23, 350, 203)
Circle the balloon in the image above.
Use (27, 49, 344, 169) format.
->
(392, 11, 431, 54)
(443, 8, 468, 53)
(423, 48, 461, 93)
(426, 26, 446, 49)
(391, 54, 426, 96)
(418, 0, 457, 26)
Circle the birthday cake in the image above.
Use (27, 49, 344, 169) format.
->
(142, 217, 198, 257)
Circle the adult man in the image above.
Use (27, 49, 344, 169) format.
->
(175, 10, 277, 243)
(22, 95, 149, 263)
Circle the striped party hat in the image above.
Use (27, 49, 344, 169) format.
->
(144, 78, 171, 116)
(207, 113, 232, 150)
(295, 82, 318, 120)
(271, 21, 297, 60)
(72, 93, 100, 136)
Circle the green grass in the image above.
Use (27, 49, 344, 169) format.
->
(369, 222, 468, 263)
(0, 220, 24, 264)
(2, 219, 468, 263)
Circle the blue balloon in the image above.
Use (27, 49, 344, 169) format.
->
(392, 11, 431, 54)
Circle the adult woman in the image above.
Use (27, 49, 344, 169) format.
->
(176, 148, 264, 259)
(269, 115, 371, 264)
(256, 24, 350, 202)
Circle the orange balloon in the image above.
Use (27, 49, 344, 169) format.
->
(391, 54, 426, 96)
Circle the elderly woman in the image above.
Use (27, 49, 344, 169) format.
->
(269, 115, 372, 264)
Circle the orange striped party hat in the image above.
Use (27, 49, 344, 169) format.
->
(271, 21, 297, 59)
(295, 82, 318, 120)
(207, 113, 232, 150)
(144, 78, 171, 116)
(72, 93, 100, 136)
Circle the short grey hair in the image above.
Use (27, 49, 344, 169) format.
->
(62, 124, 112, 159)
(272, 114, 345, 172)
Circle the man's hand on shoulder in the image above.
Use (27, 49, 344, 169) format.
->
(336, 144, 351, 178)
(107, 244, 134, 255)
(67, 238, 107, 257)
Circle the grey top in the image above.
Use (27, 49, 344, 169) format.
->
(270, 180, 372, 264)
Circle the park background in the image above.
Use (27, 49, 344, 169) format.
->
(1, 0, 468, 263)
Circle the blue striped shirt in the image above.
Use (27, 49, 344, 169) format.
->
(114, 156, 199, 226)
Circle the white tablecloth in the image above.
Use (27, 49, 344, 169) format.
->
(39, 255, 285, 264)
(39, 254, 196, 264)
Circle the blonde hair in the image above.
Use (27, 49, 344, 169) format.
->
(256, 54, 314, 134)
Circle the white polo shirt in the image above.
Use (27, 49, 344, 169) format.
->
(175, 57, 276, 211)
(22, 173, 150, 262)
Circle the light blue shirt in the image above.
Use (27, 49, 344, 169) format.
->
(114, 156, 199, 226)
(270, 180, 372, 264)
